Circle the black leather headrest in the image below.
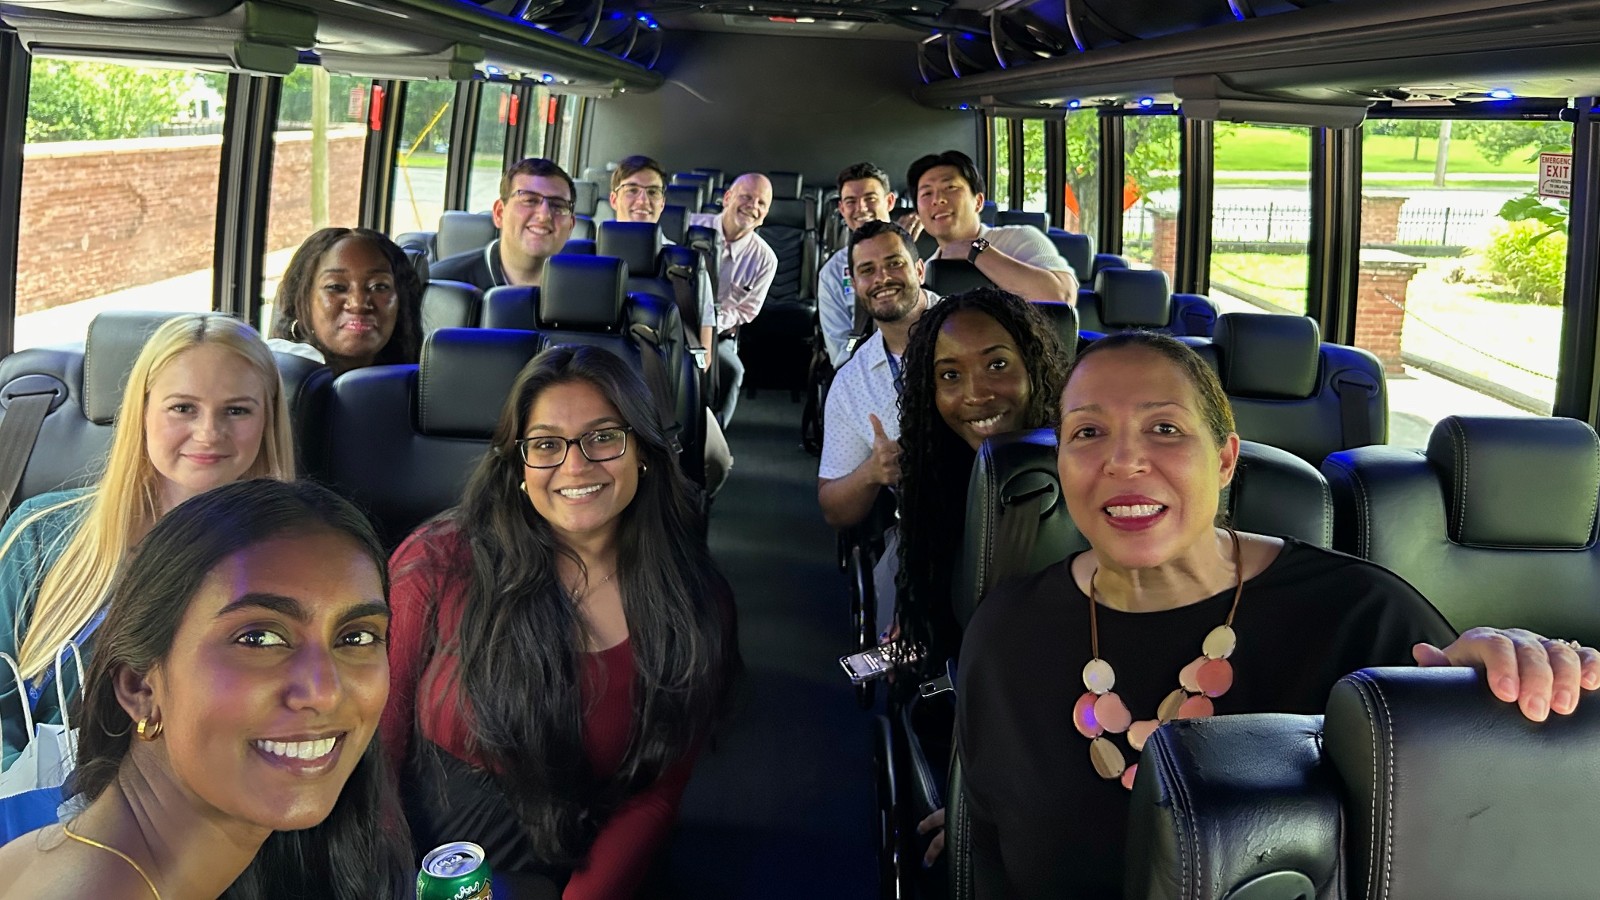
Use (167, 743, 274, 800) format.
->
(665, 184, 701, 211)
(570, 215, 595, 241)
(764, 197, 807, 229)
(84, 311, 186, 424)
(693, 167, 724, 189)
(481, 286, 539, 332)
(561, 238, 596, 255)
(979, 200, 997, 225)
(1214, 312, 1321, 399)
(403, 245, 430, 283)
(1031, 300, 1079, 355)
(417, 327, 544, 437)
(996, 209, 1046, 232)
(1326, 667, 1600, 900)
(572, 180, 598, 217)
(1093, 268, 1172, 328)
(420, 280, 482, 332)
(923, 259, 993, 297)
(436, 211, 497, 260)
(597, 221, 664, 275)
(1048, 230, 1093, 282)
(768, 171, 803, 198)
(658, 205, 686, 243)
(1425, 415, 1600, 548)
(539, 255, 627, 332)
(673, 172, 712, 191)
(1126, 713, 1338, 900)
(1224, 440, 1334, 547)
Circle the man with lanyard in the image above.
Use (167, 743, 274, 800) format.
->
(899, 150, 1078, 301)
(430, 157, 576, 290)
(817, 162, 900, 368)
(688, 172, 777, 428)
(817, 221, 935, 633)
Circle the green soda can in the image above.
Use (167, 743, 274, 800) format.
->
(417, 841, 493, 900)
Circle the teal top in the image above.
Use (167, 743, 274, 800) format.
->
(0, 487, 95, 771)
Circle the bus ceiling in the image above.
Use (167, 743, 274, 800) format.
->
(0, 0, 664, 92)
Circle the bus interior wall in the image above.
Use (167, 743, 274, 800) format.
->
(585, 31, 978, 187)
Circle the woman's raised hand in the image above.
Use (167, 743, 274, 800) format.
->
(1414, 627, 1600, 722)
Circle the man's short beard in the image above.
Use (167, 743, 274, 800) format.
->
(868, 287, 919, 324)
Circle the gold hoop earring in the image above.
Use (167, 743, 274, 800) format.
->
(288, 319, 305, 342)
(136, 717, 163, 742)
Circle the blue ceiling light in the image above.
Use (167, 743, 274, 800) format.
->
(1139, 97, 1155, 108)
(541, 73, 555, 83)
(959, 104, 970, 110)
(961, 32, 974, 40)
(484, 65, 501, 75)
(610, 10, 624, 18)
(1488, 88, 1515, 100)
(1067, 99, 1082, 109)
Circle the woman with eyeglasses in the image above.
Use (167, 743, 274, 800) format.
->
(381, 345, 739, 899)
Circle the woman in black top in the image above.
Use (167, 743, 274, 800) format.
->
(955, 331, 1600, 898)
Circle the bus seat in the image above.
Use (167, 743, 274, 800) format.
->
(1125, 666, 1600, 900)
(995, 209, 1046, 232)
(1322, 415, 1600, 645)
(581, 166, 610, 185)
(435, 211, 497, 261)
(1077, 268, 1217, 337)
(955, 429, 1331, 631)
(666, 183, 703, 215)
(768, 171, 803, 199)
(1208, 312, 1386, 466)
(318, 328, 544, 547)
(743, 197, 819, 392)
(673, 172, 713, 196)
(570, 214, 595, 241)
(922, 259, 992, 297)
(692, 167, 724, 189)
(402, 244, 430, 283)
(980, 200, 997, 225)
(561, 238, 596, 255)
(420, 279, 482, 333)
(1046, 228, 1092, 284)
(597, 221, 702, 406)
(572, 180, 598, 217)
(596, 197, 615, 222)
(658, 204, 687, 243)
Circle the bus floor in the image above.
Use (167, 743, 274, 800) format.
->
(658, 390, 878, 899)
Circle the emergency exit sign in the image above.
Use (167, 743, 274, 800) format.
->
(1539, 152, 1572, 199)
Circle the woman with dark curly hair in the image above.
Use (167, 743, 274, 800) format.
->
(894, 286, 1073, 671)
(382, 345, 738, 898)
(269, 227, 424, 375)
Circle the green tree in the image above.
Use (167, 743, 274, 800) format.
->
(25, 61, 188, 142)
(1014, 110, 1178, 238)
(1456, 120, 1571, 165)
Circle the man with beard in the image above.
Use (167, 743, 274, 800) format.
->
(431, 157, 575, 289)
(818, 220, 934, 531)
(818, 162, 899, 368)
(689, 172, 777, 426)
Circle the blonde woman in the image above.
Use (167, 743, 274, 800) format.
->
(0, 313, 295, 769)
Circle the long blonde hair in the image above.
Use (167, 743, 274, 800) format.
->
(9, 313, 296, 679)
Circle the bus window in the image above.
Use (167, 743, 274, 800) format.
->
(1064, 109, 1100, 238)
(261, 67, 369, 322)
(1208, 122, 1312, 315)
(556, 95, 581, 170)
(525, 85, 551, 158)
(992, 118, 1011, 207)
(15, 59, 221, 349)
(468, 82, 514, 212)
(1358, 116, 1567, 446)
(1120, 114, 1180, 275)
(390, 81, 456, 235)
(1022, 119, 1046, 213)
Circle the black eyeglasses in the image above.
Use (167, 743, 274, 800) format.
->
(506, 189, 576, 218)
(515, 427, 632, 468)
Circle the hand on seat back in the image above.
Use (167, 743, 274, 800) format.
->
(918, 807, 945, 867)
(896, 212, 924, 243)
(1414, 627, 1600, 722)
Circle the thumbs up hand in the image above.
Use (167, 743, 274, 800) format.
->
(868, 413, 902, 487)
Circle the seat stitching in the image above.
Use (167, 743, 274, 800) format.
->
(1586, 429, 1600, 543)
(1447, 417, 1468, 540)
(1372, 677, 1397, 900)
(1166, 735, 1200, 899)
(1350, 673, 1382, 900)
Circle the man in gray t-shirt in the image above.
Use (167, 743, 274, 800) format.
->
(900, 149, 1078, 302)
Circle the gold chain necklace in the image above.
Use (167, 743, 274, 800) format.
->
(569, 569, 617, 601)
(1074, 529, 1244, 790)
(61, 822, 161, 900)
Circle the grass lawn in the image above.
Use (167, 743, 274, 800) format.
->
(1214, 175, 1535, 191)
(1209, 253, 1309, 313)
(1214, 129, 1535, 176)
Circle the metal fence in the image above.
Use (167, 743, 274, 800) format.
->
(1122, 202, 1495, 249)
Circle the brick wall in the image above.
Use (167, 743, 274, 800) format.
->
(1355, 251, 1427, 373)
(1150, 208, 1178, 282)
(16, 129, 365, 315)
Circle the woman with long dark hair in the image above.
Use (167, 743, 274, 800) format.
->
(269, 227, 424, 375)
(0, 478, 411, 899)
(895, 286, 1072, 671)
(382, 345, 737, 898)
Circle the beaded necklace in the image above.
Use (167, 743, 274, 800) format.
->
(1074, 529, 1243, 790)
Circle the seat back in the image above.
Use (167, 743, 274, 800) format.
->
(673, 172, 713, 195)
(995, 209, 1046, 232)
(768, 171, 803, 199)
(692, 167, 725, 189)
(742, 198, 819, 391)
(1046, 228, 1093, 284)
(435, 211, 498, 261)
(1322, 415, 1600, 644)
(561, 238, 596, 255)
(318, 328, 544, 547)
(570, 214, 595, 241)
(1203, 312, 1386, 466)
(757, 197, 819, 305)
(665, 183, 703, 215)
(420, 279, 483, 333)
(922, 259, 993, 298)
(571, 180, 599, 217)
(1077, 267, 1219, 336)
(1126, 667, 1600, 900)
(658, 204, 687, 243)
(956, 429, 1331, 629)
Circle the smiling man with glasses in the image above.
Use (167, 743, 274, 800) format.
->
(431, 157, 577, 290)
(608, 156, 669, 224)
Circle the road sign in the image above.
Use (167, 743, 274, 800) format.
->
(1539, 151, 1571, 200)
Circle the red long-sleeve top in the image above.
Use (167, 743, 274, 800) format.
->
(381, 523, 695, 899)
